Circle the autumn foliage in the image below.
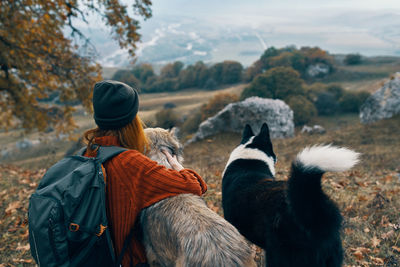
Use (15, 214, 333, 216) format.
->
(0, 0, 152, 132)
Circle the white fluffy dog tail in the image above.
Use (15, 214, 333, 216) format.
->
(296, 144, 360, 172)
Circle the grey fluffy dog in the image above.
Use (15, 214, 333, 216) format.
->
(140, 127, 256, 267)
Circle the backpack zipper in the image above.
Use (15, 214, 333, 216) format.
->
(31, 230, 41, 267)
(48, 217, 62, 262)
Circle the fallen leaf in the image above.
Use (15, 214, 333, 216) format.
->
(5, 201, 22, 214)
(344, 228, 354, 235)
(381, 230, 395, 239)
(369, 256, 384, 265)
(208, 183, 217, 189)
(13, 258, 33, 263)
(16, 243, 30, 251)
(393, 246, 400, 253)
(353, 250, 364, 260)
(371, 236, 381, 248)
(344, 206, 354, 213)
(19, 178, 30, 185)
(358, 195, 369, 201)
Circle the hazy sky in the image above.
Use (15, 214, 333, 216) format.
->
(153, 0, 400, 16)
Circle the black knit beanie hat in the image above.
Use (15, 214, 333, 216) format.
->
(93, 80, 139, 130)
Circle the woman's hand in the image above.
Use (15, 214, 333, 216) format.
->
(162, 149, 184, 171)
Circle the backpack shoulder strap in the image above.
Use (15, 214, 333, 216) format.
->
(96, 146, 128, 163)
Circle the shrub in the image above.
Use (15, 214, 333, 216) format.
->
(344, 54, 362, 65)
(155, 108, 180, 129)
(339, 91, 370, 113)
(180, 109, 203, 135)
(286, 95, 317, 126)
(240, 67, 305, 100)
(240, 74, 273, 100)
(201, 93, 239, 121)
(326, 84, 345, 100)
(315, 92, 339, 115)
(305, 83, 327, 102)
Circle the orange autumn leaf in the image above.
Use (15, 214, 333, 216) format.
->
(0, 0, 152, 133)
(16, 243, 30, 251)
(353, 250, 364, 260)
(369, 256, 384, 265)
(5, 201, 22, 214)
(371, 236, 381, 248)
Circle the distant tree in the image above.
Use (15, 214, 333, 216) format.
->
(177, 61, 210, 89)
(132, 63, 156, 85)
(112, 70, 140, 90)
(254, 46, 334, 80)
(178, 66, 197, 89)
(260, 47, 280, 68)
(161, 61, 184, 79)
(300, 46, 335, 67)
(243, 60, 263, 82)
(241, 75, 273, 100)
(241, 67, 304, 101)
(193, 61, 210, 87)
(203, 78, 217, 90)
(148, 78, 178, 92)
(286, 95, 317, 126)
(344, 54, 362, 65)
(221, 61, 243, 84)
(0, 0, 152, 132)
(209, 63, 224, 84)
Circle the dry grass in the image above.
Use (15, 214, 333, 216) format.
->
(138, 84, 246, 123)
(183, 115, 400, 266)
(1, 112, 399, 266)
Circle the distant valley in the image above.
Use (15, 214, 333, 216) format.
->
(79, 11, 400, 68)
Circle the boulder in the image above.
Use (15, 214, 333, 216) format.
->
(306, 63, 330, 78)
(360, 73, 400, 124)
(301, 125, 326, 135)
(187, 97, 294, 144)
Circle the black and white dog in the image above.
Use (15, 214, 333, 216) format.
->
(222, 123, 360, 267)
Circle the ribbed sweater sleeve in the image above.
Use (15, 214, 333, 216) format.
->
(119, 150, 207, 208)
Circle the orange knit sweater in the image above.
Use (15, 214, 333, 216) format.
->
(86, 136, 207, 266)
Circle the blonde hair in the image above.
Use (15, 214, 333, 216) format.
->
(84, 115, 149, 154)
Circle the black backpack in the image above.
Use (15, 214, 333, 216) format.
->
(28, 146, 134, 267)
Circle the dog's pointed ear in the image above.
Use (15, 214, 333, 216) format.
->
(241, 124, 254, 144)
(169, 127, 178, 138)
(258, 123, 271, 140)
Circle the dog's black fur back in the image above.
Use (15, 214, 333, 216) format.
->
(222, 123, 359, 267)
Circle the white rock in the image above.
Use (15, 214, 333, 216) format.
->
(360, 73, 400, 123)
(187, 97, 294, 144)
